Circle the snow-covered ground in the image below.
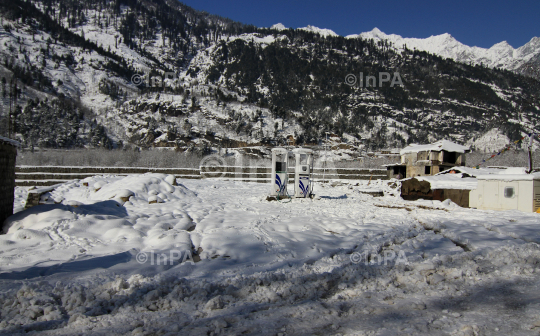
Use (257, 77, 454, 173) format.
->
(1, 174, 540, 335)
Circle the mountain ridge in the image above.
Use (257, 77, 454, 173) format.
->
(346, 28, 540, 79)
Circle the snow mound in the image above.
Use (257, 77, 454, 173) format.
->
(1, 174, 199, 271)
(91, 174, 190, 203)
(12, 229, 51, 240)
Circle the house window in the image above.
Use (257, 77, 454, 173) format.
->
(425, 166, 431, 174)
(443, 151, 457, 164)
(504, 187, 515, 198)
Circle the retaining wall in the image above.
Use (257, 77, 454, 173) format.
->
(16, 165, 388, 187)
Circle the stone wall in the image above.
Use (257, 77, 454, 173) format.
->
(401, 177, 470, 207)
(24, 184, 63, 209)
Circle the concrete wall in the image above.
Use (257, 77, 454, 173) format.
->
(432, 189, 470, 208)
(16, 166, 390, 186)
(533, 185, 540, 212)
(0, 143, 17, 228)
(406, 164, 441, 178)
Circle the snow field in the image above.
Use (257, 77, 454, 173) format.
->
(0, 175, 540, 334)
(1, 243, 540, 335)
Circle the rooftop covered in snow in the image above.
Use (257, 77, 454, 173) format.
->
(400, 140, 470, 155)
(438, 166, 507, 177)
(415, 166, 540, 189)
(439, 166, 537, 178)
(476, 169, 540, 181)
(414, 173, 478, 190)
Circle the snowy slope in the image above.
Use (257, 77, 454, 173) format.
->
(466, 128, 512, 152)
(348, 27, 540, 72)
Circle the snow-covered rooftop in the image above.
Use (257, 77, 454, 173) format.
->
(400, 140, 470, 155)
(419, 166, 540, 187)
(476, 170, 540, 181)
(438, 166, 506, 177)
(440, 166, 537, 178)
(415, 173, 478, 190)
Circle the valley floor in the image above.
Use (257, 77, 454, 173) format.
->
(1, 175, 540, 335)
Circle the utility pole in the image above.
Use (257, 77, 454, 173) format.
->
(527, 132, 536, 174)
(322, 132, 329, 183)
(8, 78, 12, 138)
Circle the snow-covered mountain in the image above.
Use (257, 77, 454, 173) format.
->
(271, 23, 338, 38)
(347, 28, 540, 77)
(298, 25, 338, 37)
(270, 23, 287, 31)
(0, 0, 539, 155)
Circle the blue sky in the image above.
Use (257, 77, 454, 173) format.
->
(180, 0, 540, 49)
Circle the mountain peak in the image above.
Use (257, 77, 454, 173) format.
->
(270, 23, 286, 31)
(523, 36, 540, 48)
(490, 40, 514, 51)
(298, 25, 338, 37)
(429, 32, 457, 43)
(349, 27, 392, 40)
(369, 27, 388, 38)
(516, 36, 540, 58)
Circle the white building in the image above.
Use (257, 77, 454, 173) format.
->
(469, 170, 540, 213)
(401, 166, 540, 212)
